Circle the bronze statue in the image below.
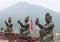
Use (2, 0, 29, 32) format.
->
(17, 16, 30, 36)
(35, 13, 54, 42)
(5, 17, 13, 33)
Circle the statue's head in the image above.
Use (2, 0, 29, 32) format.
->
(8, 17, 11, 23)
(45, 12, 52, 23)
(24, 16, 29, 23)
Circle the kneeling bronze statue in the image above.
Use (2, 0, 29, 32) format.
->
(35, 13, 54, 42)
(4, 17, 13, 33)
(17, 16, 30, 36)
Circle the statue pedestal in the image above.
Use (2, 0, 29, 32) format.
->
(5, 33, 17, 42)
(5, 33, 15, 40)
(0, 32, 5, 39)
(19, 35, 31, 40)
(17, 39, 28, 42)
(0, 33, 40, 42)
(17, 35, 32, 42)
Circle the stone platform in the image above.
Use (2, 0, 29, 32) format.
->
(0, 32, 40, 42)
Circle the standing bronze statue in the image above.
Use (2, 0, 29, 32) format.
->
(35, 13, 54, 42)
(5, 17, 13, 33)
(17, 16, 30, 36)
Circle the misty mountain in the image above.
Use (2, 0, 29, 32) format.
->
(0, 2, 60, 33)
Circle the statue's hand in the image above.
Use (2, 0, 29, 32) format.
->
(35, 18, 39, 24)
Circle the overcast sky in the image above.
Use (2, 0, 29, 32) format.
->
(0, 0, 60, 13)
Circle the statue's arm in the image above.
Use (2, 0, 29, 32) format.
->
(17, 20, 24, 27)
(36, 23, 44, 29)
(44, 23, 54, 29)
(35, 18, 44, 29)
(4, 21, 8, 26)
